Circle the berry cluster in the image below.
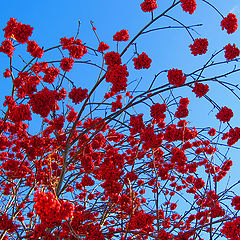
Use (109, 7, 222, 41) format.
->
(133, 52, 152, 69)
(168, 68, 186, 87)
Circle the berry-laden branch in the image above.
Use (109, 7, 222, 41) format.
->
(0, 0, 240, 239)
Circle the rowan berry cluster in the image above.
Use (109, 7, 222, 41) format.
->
(174, 98, 189, 118)
(216, 106, 233, 123)
(113, 29, 129, 42)
(224, 43, 240, 61)
(27, 41, 44, 58)
(168, 69, 186, 87)
(221, 13, 238, 34)
(0, 1, 240, 240)
(68, 87, 88, 104)
(104, 52, 129, 97)
(189, 38, 208, 56)
(140, 0, 157, 12)
(133, 52, 152, 70)
(180, 0, 197, 14)
(192, 82, 209, 98)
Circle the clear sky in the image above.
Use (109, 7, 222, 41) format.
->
(1, 3, 240, 155)
(1, 0, 240, 115)
(1, 1, 240, 239)
(1, 0, 240, 201)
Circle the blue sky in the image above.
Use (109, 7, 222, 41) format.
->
(1, 1, 240, 238)
(0, 2, 240, 151)
(1, 0, 240, 106)
(1, 0, 240, 173)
